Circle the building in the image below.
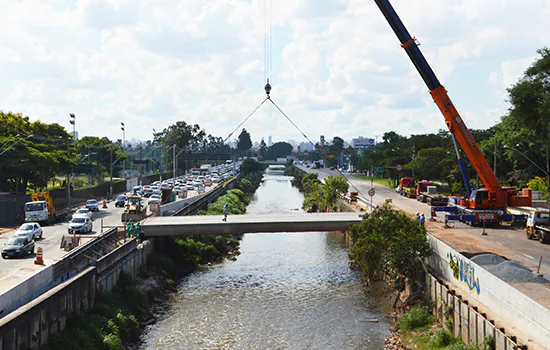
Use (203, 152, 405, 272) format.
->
(268, 136, 272, 147)
(288, 139, 297, 147)
(298, 142, 314, 152)
(351, 137, 375, 149)
(320, 135, 325, 148)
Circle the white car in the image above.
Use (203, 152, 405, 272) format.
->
(14, 222, 43, 240)
(86, 199, 99, 212)
(186, 183, 195, 191)
(74, 208, 93, 219)
(68, 217, 93, 234)
(149, 194, 161, 203)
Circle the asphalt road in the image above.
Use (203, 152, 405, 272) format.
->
(298, 165, 550, 275)
(0, 186, 216, 294)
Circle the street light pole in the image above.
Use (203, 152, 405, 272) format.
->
(121, 122, 125, 178)
(68, 113, 76, 208)
(173, 145, 176, 180)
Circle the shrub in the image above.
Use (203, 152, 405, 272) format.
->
(428, 329, 454, 347)
(400, 306, 434, 331)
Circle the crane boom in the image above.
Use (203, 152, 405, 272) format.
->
(373, 0, 501, 195)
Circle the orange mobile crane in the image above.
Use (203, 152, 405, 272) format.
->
(374, 0, 531, 224)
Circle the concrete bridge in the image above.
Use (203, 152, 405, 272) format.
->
(140, 212, 363, 236)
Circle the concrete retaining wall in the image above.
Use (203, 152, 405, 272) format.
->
(0, 266, 55, 321)
(428, 274, 525, 350)
(427, 234, 550, 348)
(0, 266, 97, 350)
(0, 238, 154, 349)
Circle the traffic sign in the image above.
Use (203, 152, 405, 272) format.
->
(368, 188, 376, 197)
(396, 164, 403, 171)
(512, 172, 520, 180)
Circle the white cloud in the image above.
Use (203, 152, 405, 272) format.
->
(1, 0, 550, 145)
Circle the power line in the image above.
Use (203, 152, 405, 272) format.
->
(269, 98, 370, 202)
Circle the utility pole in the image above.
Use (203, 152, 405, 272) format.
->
(173, 145, 176, 180)
(109, 146, 113, 199)
(160, 145, 163, 182)
(412, 142, 416, 178)
(121, 122, 125, 178)
(68, 113, 76, 208)
(494, 140, 497, 176)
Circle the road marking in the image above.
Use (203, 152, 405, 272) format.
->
(0, 274, 14, 281)
(523, 254, 534, 260)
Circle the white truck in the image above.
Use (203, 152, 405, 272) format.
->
(200, 164, 212, 174)
(25, 192, 70, 225)
(526, 209, 550, 243)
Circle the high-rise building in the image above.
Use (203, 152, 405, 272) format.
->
(268, 135, 272, 147)
(320, 135, 325, 147)
(288, 140, 297, 147)
(298, 142, 314, 152)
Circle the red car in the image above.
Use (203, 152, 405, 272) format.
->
(204, 179, 212, 187)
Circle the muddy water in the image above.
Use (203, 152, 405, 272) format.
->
(140, 166, 390, 349)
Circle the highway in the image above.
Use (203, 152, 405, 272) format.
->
(0, 187, 214, 294)
(298, 165, 550, 278)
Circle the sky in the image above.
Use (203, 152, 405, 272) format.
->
(1, 0, 549, 145)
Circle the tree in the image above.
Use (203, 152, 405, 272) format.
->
(240, 159, 264, 175)
(265, 141, 293, 160)
(154, 121, 206, 151)
(0, 111, 75, 194)
(321, 175, 349, 210)
(237, 128, 252, 155)
(259, 138, 267, 159)
(348, 204, 432, 285)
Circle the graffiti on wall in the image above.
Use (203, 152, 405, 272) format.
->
(448, 252, 481, 295)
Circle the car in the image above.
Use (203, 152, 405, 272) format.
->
(68, 217, 93, 234)
(330, 166, 335, 170)
(115, 195, 128, 207)
(2, 237, 35, 258)
(193, 179, 203, 187)
(204, 179, 212, 187)
(86, 199, 99, 212)
(14, 222, 43, 240)
(74, 208, 93, 219)
(149, 194, 161, 201)
(186, 183, 195, 191)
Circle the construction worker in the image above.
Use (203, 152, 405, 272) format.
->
(420, 213, 425, 226)
(415, 212, 420, 221)
(126, 220, 134, 238)
(222, 203, 229, 222)
(135, 222, 142, 241)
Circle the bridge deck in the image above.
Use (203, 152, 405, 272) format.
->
(141, 212, 363, 236)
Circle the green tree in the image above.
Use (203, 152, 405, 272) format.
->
(265, 141, 293, 160)
(237, 128, 252, 156)
(348, 205, 432, 284)
(240, 159, 264, 175)
(321, 175, 349, 210)
(0, 112, 75, 194)
(154, 121, 206, 151)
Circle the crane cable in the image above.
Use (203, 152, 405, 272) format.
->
(264, 0, 272, 97)
(268, 98, 372, 206)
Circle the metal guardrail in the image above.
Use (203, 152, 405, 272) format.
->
(173, 177, 240, 217)
(53, 227, 121, 281)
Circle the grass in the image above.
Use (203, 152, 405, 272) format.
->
(351, 175, 394, 187)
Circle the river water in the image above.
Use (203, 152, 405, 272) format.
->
(140, 166, 390, 349)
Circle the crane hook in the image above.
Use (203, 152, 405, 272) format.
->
(264, 79, 271, 99)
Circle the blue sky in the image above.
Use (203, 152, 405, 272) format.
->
(1, 0, 549, 144)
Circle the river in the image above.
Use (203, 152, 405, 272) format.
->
(140, 166, 390, 349)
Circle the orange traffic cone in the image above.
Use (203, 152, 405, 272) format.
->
(34, 247, 44, 265)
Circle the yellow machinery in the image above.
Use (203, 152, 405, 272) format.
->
(121, 195, 146, 222)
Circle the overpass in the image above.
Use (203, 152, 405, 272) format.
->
(140, 212, 363, 236)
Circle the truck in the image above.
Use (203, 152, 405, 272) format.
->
(200, 164, 212, 174)
(417, 183, 448, 206)
(375, 0, 531, 225)
(121, 195, 146, 222)
(161, 186, 173, 205)
(24, 192, 70, 225)
(397, 177, 416, 198)
(526, 209, 550, 243)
